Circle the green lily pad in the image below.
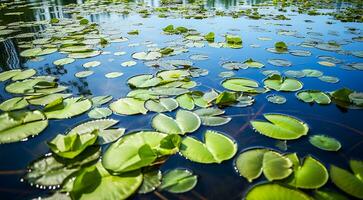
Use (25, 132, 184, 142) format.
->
(138, 168, 162, 194)
(75, 71, 94, 78)
(0, 97, 29, 111)
(70, 163, 142, 200)
(222, 78, 264, 93)
(53, 58, 75, 66)
(105, 72, 123, 78)
(88, 107, 112, 119)
(127, 74, 161, 88)
(91, 95, 113, 107)
(109, 98, 147, 115)
(235, 148, 293, 182)
(83, 61, 101, 68)
(0, 110, 48, 144)
(176, 94, 195, 110)
(264, 74, 303, 92)
(330, 160, 363, 199)
(152, 110, 201, 135)
(45, 97, 92, 119)
(250, 113, 309, 140)
(245, 183, 311, 200)
(27, 93, 72, 106)
(159, 169, 197, 193)
(25, 147, 100, 187)
(319, 76, 339, 83)
(309, 135, 341, 151)
(194, 108, 231, 126)
(302, 69, 323, 77)
(102, 131, 179, 173)
(145, 98, 178, 113)
(313, 189, 349, 200)
(268, 59, 292, 67)
(296, 90, 331, 104)
(180, 130, 237, 163)
(132, 51, 162, 60)
(266, 94, 287, 104)
(68, 119, 125, 145)
(48, 131, 98, 159)
(287, 155, 329, 189)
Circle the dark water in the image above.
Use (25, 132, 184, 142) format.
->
(0, 0, 362, 199)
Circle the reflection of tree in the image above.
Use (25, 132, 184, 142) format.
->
(0, 39, 22, 72)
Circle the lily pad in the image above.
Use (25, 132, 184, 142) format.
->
(0, 97, 29, 111)
(222, 78, 265, 93)
(75, 71, 94, 78)
(102, 131, 179, 173)
(0, 110, 48, 144)
(235, 149, 293, 182)
(309, 135, 341, 151)
(132, 51, 162, 60)
(194, 108, 231, 126)
(330, 160, 363, 199)
(264, 74, 303, 92)
(105, 72, 123, 78)
(88, 107, 112, 119)
(70, 163, 142, 200)
(145, 98, 178, 113)
(250, 113, 309, 140)
(152, 110, 201, 135)
(180, 130, 237, 163)
(266, 94, 287, 104)
(45, 97, 92, 119)
(245, 183, 311, 200)
(109, 98, 147, 115)
(159, 169, 197, 193)
(53, 58, 75, 66)
(296, 90, 331, 104)
(138, 168, 162, 194)
(268, 59, 292, 67)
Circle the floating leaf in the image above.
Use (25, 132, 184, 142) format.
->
(75, 71, 94, 78)
(319, 76, 339, 83)
(159, 169, 197, 193)
(152, 110, 201, 135)
(68, 119, 125, 145)
(109, 98, 147, 115)
(83, 61, 101, 68)
(91, 95, 113, 107)
(48, 131, 98, 159)
(88, 107, 112, 119)
(314, 189, 349, 200)
(331, 160, 363, 199)
(71, 163, 142, 200)
(302, 69, 323, 77)
(102, 131, 178, 173)
(264, 74, 303, 92)
(121, 60, 137, 67)
(266, 94, 286, 104)
(132, 51, 162, 60)
(288, 156, 329, 189)
(176, 93, 195, 110)
(268, 59, 292, 67)
(145, 98, 178, 113)
(296, 90, 331, 104)
(309, 135, 341, 151)
(194, 108, 231, 126)
(222, 78, 264, 93)
(0, 110, 48, 144)
(127, 74, 161, 88)
(45, 97, 92, 119)
(25, 147, 100, 187)
(245, 183, 311, 200)
(53, 58, 75, 66)
(105, 72, 123, 78)
(138, 168, 162, 194)
(27, 93, 72, 106)
(235, 149, 292, 182)
(180, 130, 237, 163)
(251, 113, 309, 140)
(0, 97, 28, 111)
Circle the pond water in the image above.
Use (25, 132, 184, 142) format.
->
(0, 0, 362, 199)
